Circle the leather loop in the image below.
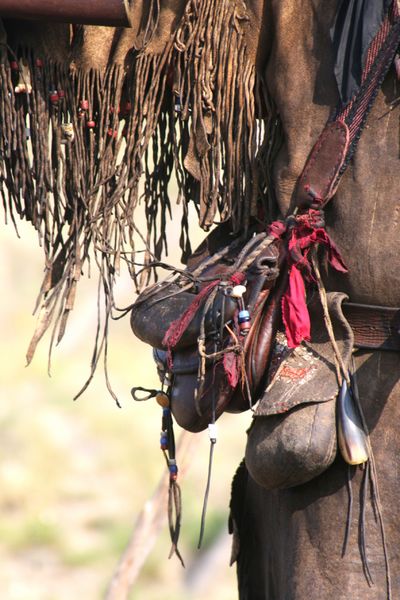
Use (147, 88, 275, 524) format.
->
(294, 121, 350, 209)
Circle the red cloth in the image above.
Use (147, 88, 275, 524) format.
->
(281, 264, 311, 348)
(223, 351, 240, 388)
(269, 211, 348, 348)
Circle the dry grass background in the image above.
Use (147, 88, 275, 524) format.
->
(0, 215, 251, 600)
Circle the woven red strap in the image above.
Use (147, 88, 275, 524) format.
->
(334, 1, 400, 172)
(295, 1, 400, 211)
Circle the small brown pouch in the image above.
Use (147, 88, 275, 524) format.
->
(245, 292, 354, 489)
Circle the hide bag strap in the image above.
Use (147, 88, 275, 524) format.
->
(293, 0, 400, 212)
(269, 0, 400, 350)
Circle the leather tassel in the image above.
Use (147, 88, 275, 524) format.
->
(337, 379, 368, 465)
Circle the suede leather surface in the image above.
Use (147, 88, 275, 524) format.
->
(255, 293, 354, 416)
(234, 350, 400, 600)
(245, 293, 352, 490)
(232, 1, 400, 598)
(265, 0, 400, 305)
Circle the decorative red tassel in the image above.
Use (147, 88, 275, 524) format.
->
(282, 265, 311, 348)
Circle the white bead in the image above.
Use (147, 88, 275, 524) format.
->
(230, 285, 247, 298)
(208, 423, 218, 442)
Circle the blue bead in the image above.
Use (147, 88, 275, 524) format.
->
(238, 309, 250, 323)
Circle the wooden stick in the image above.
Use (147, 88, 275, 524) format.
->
(104, 431, 197, 600)
(0, 0, 130, 27)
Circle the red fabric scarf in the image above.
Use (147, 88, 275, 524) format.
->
(269, 211, 348, 347)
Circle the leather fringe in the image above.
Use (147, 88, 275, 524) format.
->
(0, 2, 277, 383)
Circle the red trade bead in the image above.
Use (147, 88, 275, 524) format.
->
(10, 61, 19, 71)
(49, 92, 59, 104)
(80, 99, 89, 111)
(124, 101, 132, 112)
(107, 128, 118, 138)
(57, 89, 65, 99)
(35, 58, 43, 68)
(86, 120, 96, 128)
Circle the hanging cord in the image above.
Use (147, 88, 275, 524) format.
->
(342, 463, 355, 557)
(311, 249, 372, 577)
(198, 423, 217, 549)
(198, 351, 218, 549)
(311, 249, 392, 599)
(195, 286, 220, 414)
(131, 385, 185, 566)
(158, 391, 185, 567)
(359, 461, 374, 586)
(198, 295, 227, 549)
(310, 249, 349, 386)
(351, 363, 392, 600)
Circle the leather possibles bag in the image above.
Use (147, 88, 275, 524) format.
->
(131, 223, 286, 432)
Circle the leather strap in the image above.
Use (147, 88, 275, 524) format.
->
(342, 302, 400, 351)
(294, 121, 350, 209)
(293, 3, 400, 211)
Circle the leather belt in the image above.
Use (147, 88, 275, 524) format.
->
(342, 302, 400, 351)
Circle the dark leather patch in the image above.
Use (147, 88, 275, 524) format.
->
(295, 121, 350, 208)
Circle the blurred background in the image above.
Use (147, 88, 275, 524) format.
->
(0, 213, 251, 599)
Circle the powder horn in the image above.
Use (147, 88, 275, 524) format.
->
(337, 378, 369, 465)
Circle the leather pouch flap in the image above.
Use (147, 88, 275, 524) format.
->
(255, 292, 354, 416)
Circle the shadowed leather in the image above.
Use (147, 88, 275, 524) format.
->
(232, 1, 400, 598)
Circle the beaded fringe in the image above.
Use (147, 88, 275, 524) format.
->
(0, 2, 279, 383)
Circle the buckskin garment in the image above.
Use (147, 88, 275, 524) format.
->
(230, 1, 400, 599)
(1, 1, 400, 599)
